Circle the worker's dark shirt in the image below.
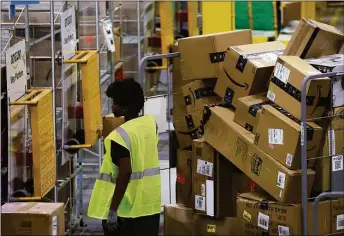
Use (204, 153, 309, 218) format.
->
(103, 141, 130, 166)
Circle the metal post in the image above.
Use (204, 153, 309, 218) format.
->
(50, 1, 58, 202)
(138, 53, 180, 113)
(300, 71, 342, 235)
(137, 1, 141, 81)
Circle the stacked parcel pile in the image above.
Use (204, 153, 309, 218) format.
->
(165, 18, 344, 235)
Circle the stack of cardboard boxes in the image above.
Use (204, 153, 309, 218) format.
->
(166, 18, 344, 235)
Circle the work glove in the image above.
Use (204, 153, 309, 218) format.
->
(105, 209, 119, 232)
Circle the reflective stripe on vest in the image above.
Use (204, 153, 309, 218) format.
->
(97, 167, 160, 183)
(116, 126, 131, 152)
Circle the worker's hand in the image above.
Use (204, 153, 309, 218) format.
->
(105, 209, 119, 231)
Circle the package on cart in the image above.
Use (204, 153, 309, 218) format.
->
(172, 43, 191, 93)
(178, 30, 252, 80)
(102, 114, 125, 137)
(192, 139, 250, 217)
(215, 41, 285, 107)
(331, 198, 344, 234)
(164, 204, 198, 235)
(173, 109, 204, 149)
(281, 2, 301, 27)
(254, 103, 323, 169)
(182, 79, 222, 113)
(267, 56, 331, 120)
(195, 215, 240, 235)
(314, 107, 344, 193)
(306, 54, 344, 108)
(202, 106, 316, 203)
(234, 93, 269, 133)
(236, 192, 331, 235)
(176, 149, 193, 208)
(283, 18, 344, 59)
(173, 93, 188, 119)
(2, 202, 65, 235)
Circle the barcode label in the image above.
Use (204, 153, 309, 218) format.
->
(268, 129, 284, 145)
(267, 90, 275, 101)
(277, 171, 286, 189)
(328, 130, 336, 155)
(337, 214, 344, 230)
(52, 216, 58, 235)
(286, 153, 293, 167)
(278, 225, 290, 236)
(195, 195, 205, 211)
(261, 53, 279, 63)
(257, 212, 269, 231)
(332, 155, 344, 172)
(274, 62, 290, 84)
(196, 159, 213, 177)
(201, 184, 205, 196)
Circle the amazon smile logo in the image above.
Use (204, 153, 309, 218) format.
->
(223, 68, 249, 90)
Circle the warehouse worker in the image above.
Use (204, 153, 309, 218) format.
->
(88, 78, 161, 236)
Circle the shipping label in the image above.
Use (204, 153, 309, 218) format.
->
(195, 195, 205, 211)
(274, 62, 290, 84)
(52, 216, 58, 235)
(278, 225, 290, 236)
(277, 171, 286, 189)
(337, 214, 344, 230)
(328, 130, 336, 155)
(196, 159, 213, 177)
(286, 154, 293, 167)
(268, 129, 284, 145)
(257, 212, 270, 231)
(332, 155, 344, 172)
(201, 184, 205, 196)
(207, 224, 216, 233)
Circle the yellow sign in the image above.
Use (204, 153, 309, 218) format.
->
(64, 50, 102, 146)
(207, 224, 216, 233)
(243, 210, 252, 222)
(11, 89, 56, 197)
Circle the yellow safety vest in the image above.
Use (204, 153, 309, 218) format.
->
(87, 115, 161, 219)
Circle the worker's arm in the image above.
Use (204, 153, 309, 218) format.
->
(110, 157, 132, 211)
(109, 141, 132, 211)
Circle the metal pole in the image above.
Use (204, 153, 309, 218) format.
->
(138, 53, 180, 112)
(300, 71, 342, 235)
(312, 191, 344, 235)
(137, 1, 141, 81)
(50, 1, 58, 202)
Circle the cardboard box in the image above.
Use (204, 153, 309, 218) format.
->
(178, 30, 252, 80)
(192, 139, 243, 217)
(196, 215, 239, 235)
(102, 114, 125, 138)
(1, 202, 65, 235)
(176, 149, 193, 208)
(172, 93, 188, 119)
(172, 43, 191, 94)
(254, 103, 322, 169)
(182, 79, 222, 113)
(267, 56, 331, 120)
(236, 192, 331, 235)
(234, 93, 269, 133)
(313, 107, 344, 193)
(331, 198, 344, 234)
(113, 27, 122, 63)
(215, 41, 285, 107)
(164, 204, 198, 235)
(282, 2, 301, 27)
(306, 54, 344, 108)
(203, 106, 315, 203)
(283, 18, 344, 59)
(173, 109, 204, 149)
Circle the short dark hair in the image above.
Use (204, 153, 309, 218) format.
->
(106, 78, 145, 114)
